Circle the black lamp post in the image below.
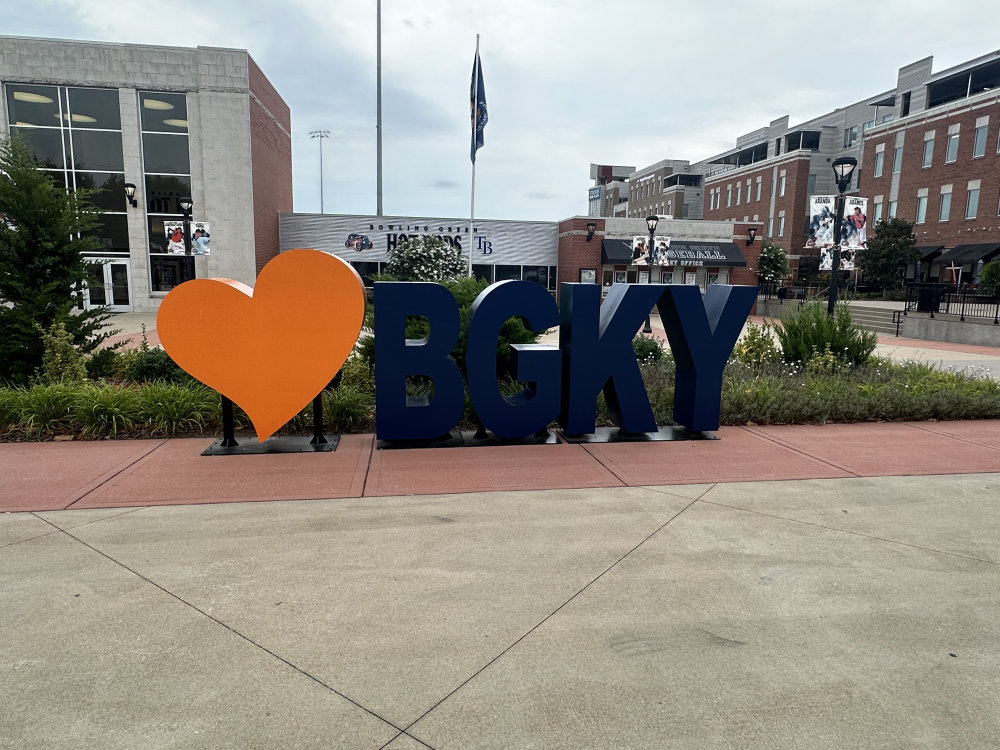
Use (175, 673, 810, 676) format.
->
(643, 214, 658, 334)
(826, 157, 857, 316)
(178, 197, 194, 256)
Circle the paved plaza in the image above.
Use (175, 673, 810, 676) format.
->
(1, 311, 999, 748)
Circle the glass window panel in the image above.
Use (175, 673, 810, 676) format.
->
(70, 130, 123, 171)
(150, 256, 195, 292)
(521, 265, 549, 286)
(966, 188, 979, 219)
(11, 125, 65, 168)
(922, 139, 934, 167)
(472, 264, 493, 283)
(892, 146, 903, 173)
(915, 196, 927, 224)
(84, 263, 107, 306)
(349, 261, 380, 286)
(91, 214, 130, 252)
(946, 134, 959, 162)
(5, 84, 60, 127)
(67, 87, 121, 130)
(939, 193, 951, 222)
(144, 174, 192, 215)
(494, 265, 520, 281)
(139, 92, 189, 133)
(74, 172, 126, 211)
(141, 133, 190, 175)
(873, 151, 884, 177)
(973, 126, 987, 158)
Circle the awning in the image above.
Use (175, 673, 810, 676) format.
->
(915, 245, 945, 262)
(601, 239, 634, 264)
(662, 241, 747, 268)
(933, 243, 1000, 266)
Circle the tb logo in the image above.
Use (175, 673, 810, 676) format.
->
(477, 236, 493, 255)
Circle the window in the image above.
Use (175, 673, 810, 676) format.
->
(939, 185, 952, 222)
(140, 91, 193, 291)
(946, 124, 960, 162)
(973, 116, 988, 158)
(767, 217, 774, 235)
(872, 198, 883, 224)
(900, 91, 911, 117)
(735, 184, 741, 205)
(888, 200, 897, 219)
(807, 174, 817, 195)
(5, 83, 129, 255)
(915, 189, 928, 224)
(966, 180, 980, 219)
(746, 179, 752, 203)
(892, 145, 903, 174)
(755, 177, 762, 201)
(873, 144, 885, 178)
(778, 172, 786, 196)
(843, 125, 859, 148)
(726, 185, 732, 207)
(922, 131, 934, 167)
(778, 213, 785, 236)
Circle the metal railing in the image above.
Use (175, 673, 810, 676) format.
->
(904, 283, 1000, 324)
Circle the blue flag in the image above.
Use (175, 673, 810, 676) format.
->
(470, 51, 487, 163)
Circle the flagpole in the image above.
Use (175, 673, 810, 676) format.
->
(469, 35, 480, 277)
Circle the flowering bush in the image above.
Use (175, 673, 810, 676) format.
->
(383, 235, 466, 281)
(757, 239, 790, 283)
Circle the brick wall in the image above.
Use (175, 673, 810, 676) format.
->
(556, 217, 603, 300)
(249, 57, 293, 275)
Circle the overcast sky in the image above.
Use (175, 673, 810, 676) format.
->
(4, 0, 1000, 222)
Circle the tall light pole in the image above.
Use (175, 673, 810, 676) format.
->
(310, 129, 330, 213)
(827, 156, 858, 315)
(178, 197, 193, 256)
(376, 0, 383, 215)
(643, 214, 659, 334)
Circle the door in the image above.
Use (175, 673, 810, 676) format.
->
(84, 259, 132, 312)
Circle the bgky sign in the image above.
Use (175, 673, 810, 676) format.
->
(374, 280, 757, 440)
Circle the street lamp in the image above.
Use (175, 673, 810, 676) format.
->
(178, 197, 193, 256)
(643, 214, 659, 334)
(310, 129, 331, 213)
(826, 156, 857, 315)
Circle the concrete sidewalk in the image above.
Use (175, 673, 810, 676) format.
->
(2, 422, 1000, 748)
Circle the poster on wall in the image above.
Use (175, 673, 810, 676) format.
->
(809, 196, 867, 271)
(631, 235, 671, 265)
(163, 222, 212, 255)
(165, 222, 186, 254)
(191, 222, 211, 255)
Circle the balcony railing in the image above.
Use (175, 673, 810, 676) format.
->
(904, 283, 1000, 324)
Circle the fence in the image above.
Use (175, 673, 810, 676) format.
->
(904, 284, 1000, 324)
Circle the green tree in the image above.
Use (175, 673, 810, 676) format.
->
(978, 260, 1000, 294)
(756, 239, 791, 283)
(0, 133, 116, 385)
(383, 235, 467, 281)
(854, 217, 919, 295)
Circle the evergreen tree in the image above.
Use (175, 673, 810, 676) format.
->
(854, 217, 919, 295)
(0, 133, 114, 385)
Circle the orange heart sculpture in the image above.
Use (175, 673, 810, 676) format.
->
(157, 249, 365, 442)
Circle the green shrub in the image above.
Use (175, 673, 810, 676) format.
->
(120, 345, 189, 383)
(73, 382, 141, 438)
(775, 301, 877, 369)
(137, 382, 218, 436)
(323, 384, 375, 433)
(19, 383, 76, 436)
(36, 319, 88, 384)
(632, 334, 665, 363)
(732, 321, 781, 368)
(0, 388, 23, 430)
(86, 347, 122, 381)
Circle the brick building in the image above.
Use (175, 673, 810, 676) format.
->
(0, 36, 292, 312)
(592, 48, 1000, 284)
(861, 52, 1000, 282)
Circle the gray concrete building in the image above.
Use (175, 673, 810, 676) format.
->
(0, 35, 291, 313)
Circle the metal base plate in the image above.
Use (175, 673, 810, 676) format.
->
(557, 425, 718, 443)
(202, 434, 340, 456)
(377, 428, 559, 450)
